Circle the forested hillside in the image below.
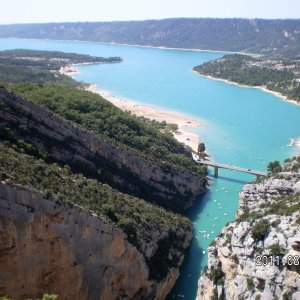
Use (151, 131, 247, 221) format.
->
(0, 50, 207, 211)
(0, 18, 299, 57)
(0, 142, 192, 281)
(0, 49, 121, 85)
(194, 54, 300, 101)
(0, 49, 204, 298)
(0, 49, 205, 176)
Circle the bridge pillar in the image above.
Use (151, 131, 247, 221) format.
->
(214, 167, 219, 178)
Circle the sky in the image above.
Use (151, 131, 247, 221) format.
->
(0, 0, 299, 24)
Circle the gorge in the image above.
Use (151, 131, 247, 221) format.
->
(0, 35, 300, 299)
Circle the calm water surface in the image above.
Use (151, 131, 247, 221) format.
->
(1, 38, 300, 299)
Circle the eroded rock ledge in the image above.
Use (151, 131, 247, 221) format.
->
(197, 158, 300, 300)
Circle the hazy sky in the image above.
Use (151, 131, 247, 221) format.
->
(1, 0, 299, 24)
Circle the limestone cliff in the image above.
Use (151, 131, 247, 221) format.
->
(0, 87, 207, 211)
(0, 182, 181, 300)
(197, 157, 300, 300)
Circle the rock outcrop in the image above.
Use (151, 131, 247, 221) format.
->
(0, 182, 179, 300)
(0, 87, 207, 211)
(197, 158, 300, 300)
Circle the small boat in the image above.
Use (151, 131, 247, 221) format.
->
(287, 138, 295, 147)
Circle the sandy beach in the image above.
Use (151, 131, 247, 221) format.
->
(59, 65, 79, 76)
(60, 64, 203, 152)
(85, 84, 202, 152)
(61, 63, 300, 153)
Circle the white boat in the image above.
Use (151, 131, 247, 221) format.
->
(287, 138, 295, 147)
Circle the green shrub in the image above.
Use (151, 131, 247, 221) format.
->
(269, 244, 285, 256)
(165, 123, 178, 132)
(247, 278, 255, 290)
(197, 142, 206, 153)
(251, 219, 270, 241)
(267, 161, 282, 174)
(210, 239, 217, 247)
(41, 295, 58, 300)
(211, 288, 218, 300)
(271, 220, 280, 228)
(117, 218, 137, 239)
(208, 266, 224, 284)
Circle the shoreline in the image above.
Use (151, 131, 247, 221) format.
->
(59, 65, 79, 76)
(60, 62, 300, 151)
(60, 64, 206, 153)
(104, 41, 259, 56)
(4, 37, 259, 57)
(59, 60, 204, 153)
(84, 83, 202, 153)
(194, 71, 300, 108)
(59, 62, 109, 76)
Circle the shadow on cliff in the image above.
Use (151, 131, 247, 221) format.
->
(166, 191, 211, 300)
(167, 169, 251, 299)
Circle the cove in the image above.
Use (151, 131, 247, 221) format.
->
(1, 38, 300, 299)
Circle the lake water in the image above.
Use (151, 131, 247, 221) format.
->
(1, 38, 300, 299)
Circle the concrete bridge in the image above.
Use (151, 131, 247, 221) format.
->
(196, 160, 268, 178)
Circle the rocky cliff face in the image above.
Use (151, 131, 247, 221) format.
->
(197, 158, 300, 300)
(0, 182, 179, 300)
(0, 87, 206, 211)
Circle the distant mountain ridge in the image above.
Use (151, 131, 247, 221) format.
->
(0, 18, 299, 57)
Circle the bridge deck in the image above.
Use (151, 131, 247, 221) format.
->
(197, 160, 267, 177)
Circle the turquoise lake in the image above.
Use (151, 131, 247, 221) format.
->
(1, 38, 300, 299)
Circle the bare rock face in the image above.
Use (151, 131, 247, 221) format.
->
(0, 88, 207, 211)
(197, 159, 300, 300)
(0, 183, 176, 300)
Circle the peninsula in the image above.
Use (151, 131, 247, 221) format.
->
(193, 54, 300, 104)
